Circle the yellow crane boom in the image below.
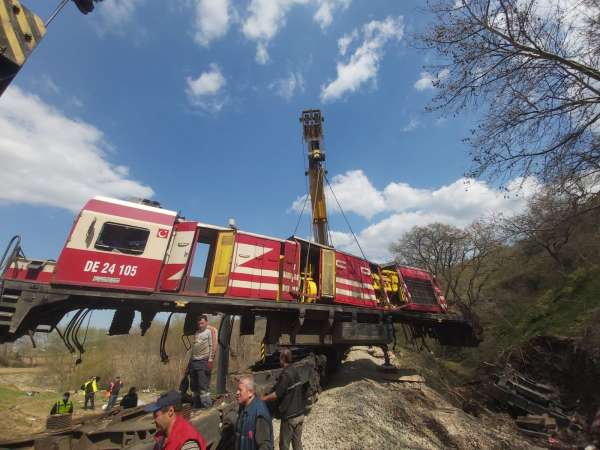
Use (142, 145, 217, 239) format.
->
(301, 109, 330, 246)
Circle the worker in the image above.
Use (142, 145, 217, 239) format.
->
(179, 317, 217, 406)
(145, 390, 207, 450)
(82, 376, 100, 410)
(186, 315, 214, 409)
(50, 392, 74, 415)
(106, 376, 123, 409)
(235, 375, 273, 450)
(262, 349, 306, 450)
(208, 322, 218, 362)
(120, 387, 138, 409)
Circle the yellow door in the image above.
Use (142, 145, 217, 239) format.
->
(208, 231, 235, 294)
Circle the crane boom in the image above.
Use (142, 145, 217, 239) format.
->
(301, 109, 330, 246)
(0, 0, 47, 96)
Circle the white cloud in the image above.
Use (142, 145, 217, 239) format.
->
(97, 0, 145, 28)
(0, 87, 153, 212)
(337, 30, 357, 56)
(382, 177, 540, 220)
(414, 69, 449, 91)
(401, 118, 419, 132)
(269, 71, 305, 99)
(241, 0, 350, 64)
(320, 16, 404, 102)
(292, 170, 386, 220)
(256, 42, 270, 64)
(242, 0, 309, 64)
(193, 0, 231, 46)
(68, 96, 85, 109)
(185, 63, 228, 112)
(314, 0, 351, 29)
(290, 169, 540, 261)
(326, 170, 387, 219)
(32, 75, 60, 95)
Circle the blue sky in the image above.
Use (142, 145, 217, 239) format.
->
(0, 0, 538, 269)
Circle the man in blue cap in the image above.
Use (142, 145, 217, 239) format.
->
(144, 390, 207, 450)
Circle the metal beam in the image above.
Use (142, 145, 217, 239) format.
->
(216, 314, 233, 395)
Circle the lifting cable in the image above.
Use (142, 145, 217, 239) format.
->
(292, 136, 311, 237)
(300, 168, 323, 301)
(325, 174, 368, 262)
(294, 136, 314, 302)
(181, 334, 191, 352)
(72, 309, 90, 354)
(324, 174, 372, 301)
(45, 0, 69, 27)
(160, 312, 174, 364)
(74, 309, 93, 364)
(55, 325, 73, 354)
(63, 309, 84, 353)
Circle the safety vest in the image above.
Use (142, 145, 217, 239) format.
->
(84, 379, 98, 393)
(55, 399, 73, 414)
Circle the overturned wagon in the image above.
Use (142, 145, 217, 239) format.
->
(0, 196, 476, 353)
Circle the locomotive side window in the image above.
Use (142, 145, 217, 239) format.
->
(95, 223, 150, 255)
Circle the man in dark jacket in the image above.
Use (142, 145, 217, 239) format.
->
(262, 349, 306, 450)
(120, 387, 138, 409)
(107, 376, 123, 409)
(235, 376, 273, 450)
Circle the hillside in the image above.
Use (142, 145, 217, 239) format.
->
(418, 205, 600, 447)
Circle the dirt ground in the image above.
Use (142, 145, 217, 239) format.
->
(2, 348, 544, 448)
(0, 367, 158, 438)
(271, 347, 543, 450)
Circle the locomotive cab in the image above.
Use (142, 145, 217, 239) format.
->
(52, 197, 177, 291)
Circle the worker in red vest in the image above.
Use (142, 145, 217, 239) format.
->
(145, 390, 207, 450)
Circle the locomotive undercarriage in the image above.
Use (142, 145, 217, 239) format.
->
(0, 279, 479, 351)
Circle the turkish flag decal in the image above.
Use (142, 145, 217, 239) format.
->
(157, 228, 169, 239)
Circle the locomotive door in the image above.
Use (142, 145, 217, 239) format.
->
(208, 231, 235, 294)
(158, 221, 198, 291)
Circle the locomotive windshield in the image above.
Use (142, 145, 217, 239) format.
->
(95, 222, 150, 255)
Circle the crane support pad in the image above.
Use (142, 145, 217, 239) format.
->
(0, 0, 46, 95)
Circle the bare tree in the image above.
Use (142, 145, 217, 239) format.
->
(418, 0, 600, 187)
(392, 223, 467, 301)
(501, 182, 599, 274)
(391, 220, 502, 315)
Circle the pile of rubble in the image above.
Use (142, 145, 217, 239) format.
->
(482, 336, 600, 448)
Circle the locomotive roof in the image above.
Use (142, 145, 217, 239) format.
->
(92, 196, 178, 217)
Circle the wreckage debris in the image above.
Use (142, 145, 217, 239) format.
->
(482, 335, 600, 448)
(515, 414, 557, 438)
(488, 373, 570, 427)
